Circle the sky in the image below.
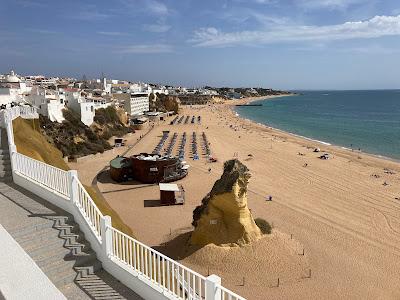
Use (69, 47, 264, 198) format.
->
(1, 0, 400, 89)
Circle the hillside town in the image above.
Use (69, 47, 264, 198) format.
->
(0, 70, 290, 127)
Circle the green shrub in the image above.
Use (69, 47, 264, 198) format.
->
(255, 218, 272, 234)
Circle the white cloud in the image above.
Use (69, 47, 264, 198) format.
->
(146, 0, 169, 15)
(338, 44, 400, 54)
(29, 29, 57, 34)
(142, 23, 171, 33)
(190, 15, 400, 47)
(297, 0, 368, 10)
(73, 11, 111, 21)
(116, 44, 174, 54)
(220, 9, 289, 26)
(121, 0, 170, 16)
(97, 31, 126, 36)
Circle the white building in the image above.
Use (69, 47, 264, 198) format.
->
(25, 87, 65, 122)
(124, 93, 149, 116)
(64, 88, 112, 126)
(150, 86, 169, 95)
(0, 71, 33, 105)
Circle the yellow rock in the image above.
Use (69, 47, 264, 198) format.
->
(191, 160, 262, 247)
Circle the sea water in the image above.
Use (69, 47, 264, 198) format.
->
(235, 90, 400, 160)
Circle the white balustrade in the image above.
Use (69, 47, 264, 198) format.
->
(6, 105, 38, 120)
(109, 226, 206, 299)
(75, 179, 103, 241)
(12, 152, 70, 197)
(8, 106, 20, 120)
(216, 285, 246, 300)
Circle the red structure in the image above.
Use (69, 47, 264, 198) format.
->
(110, 153, 188, 184)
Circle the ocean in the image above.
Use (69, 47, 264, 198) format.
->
(235, 90, 400, 160)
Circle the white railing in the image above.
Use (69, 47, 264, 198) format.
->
(75, 179, 103, 241)
(216, 285, 246, 300)
(8, 106, 21, 121)
(12, 152, 70, 197)
(109, 226, 206, 300)
(7, 105, 38, 120)
(19, 105, 38, 118)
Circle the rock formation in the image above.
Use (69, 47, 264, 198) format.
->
(191, 159, 262, 247)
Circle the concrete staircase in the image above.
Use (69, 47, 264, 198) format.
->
(0, 183, 142, 299)
(0, 143, 142, 299)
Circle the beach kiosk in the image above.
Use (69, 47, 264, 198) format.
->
(110, 156, 132, 182)
(159, 183, 185, 205)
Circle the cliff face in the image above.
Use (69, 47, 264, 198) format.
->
(39, 106, 132, 158)
(150, 93, 179, 113)
(191, 160, 262, 247)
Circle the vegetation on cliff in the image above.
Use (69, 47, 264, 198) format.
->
(39, 106, 132, 158)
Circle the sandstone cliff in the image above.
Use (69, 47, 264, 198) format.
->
(191, 159, 262, 247)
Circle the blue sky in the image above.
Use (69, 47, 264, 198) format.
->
(1, 0, 400, 89)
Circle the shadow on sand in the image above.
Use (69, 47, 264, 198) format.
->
(97, 170, 155, 195)
(153, 231, 203, 261)
(143, 199, 162, 207)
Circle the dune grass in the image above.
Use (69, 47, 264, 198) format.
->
(12, 117, 134, 237)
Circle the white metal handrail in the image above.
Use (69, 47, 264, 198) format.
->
(109, 226, 206, 300)
(75, 179, 104, 241)
(216, 284, 246, 300)
(12, 152, 70, 197)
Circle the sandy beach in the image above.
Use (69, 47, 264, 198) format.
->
(70, 95, 400, 300)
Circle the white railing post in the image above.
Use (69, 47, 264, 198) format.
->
(68, 170, 78, 204)
(205, 275, 221, 300)
(100, 216, 112, 256)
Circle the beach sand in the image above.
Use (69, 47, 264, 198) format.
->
(70, 95, 400, 300)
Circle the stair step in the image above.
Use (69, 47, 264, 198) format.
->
(16, 225, 83, 248)
(42, 252, 98, 277)
(0, 165, 11, 171)
(55, 223, 80, 236)
(25, 235, 91, 258)
(0, 170, 12, 177)
(52, 260, 102, 288)
(9, 220, 54, 239)
(22, 234, 67, 254)
(52, 215, 74, 227)
(10, 216, 72, 240)
(0, 175, 13, 182)
(15, 225, 59, 244)
(34, 248, 96, 269)
(52, 268, 79, 288)
(75, 259, 103, 278)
